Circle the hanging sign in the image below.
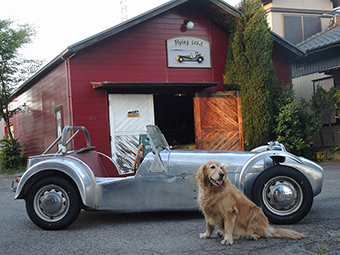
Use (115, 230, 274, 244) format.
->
(166, 36, 211, 68)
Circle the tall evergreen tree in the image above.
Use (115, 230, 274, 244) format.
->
(224, 0, 276, 150)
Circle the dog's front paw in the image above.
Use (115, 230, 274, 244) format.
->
(199, 233, 210, 239)
(221, 238, 233, 245)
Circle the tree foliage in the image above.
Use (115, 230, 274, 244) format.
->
(221, 0, 321, 155)
(310, 85, 340, 146)
(0, 19, 43, 171)
(224, 0, 276, 150)
(0, 19, 42, 140)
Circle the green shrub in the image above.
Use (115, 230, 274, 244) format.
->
(310, 85, 340, 147)
(273, 84, 321, 158)
(330, 146, 340, 154)
(0, 136, 25, 173)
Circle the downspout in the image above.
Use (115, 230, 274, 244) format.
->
(62, 52, 76, 149)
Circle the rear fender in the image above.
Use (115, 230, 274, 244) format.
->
(239, 151, 304, 193)
(15, 158, 97, 209)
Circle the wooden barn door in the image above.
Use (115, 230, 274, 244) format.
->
(194, 91, 244, 151)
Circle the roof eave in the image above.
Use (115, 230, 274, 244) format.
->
(209, 0, 242, 16)
(271, 31, 306, 59)
(66, 0, 242, 54)
(91, 81, 218, 94)
(10, 55, 64, 99)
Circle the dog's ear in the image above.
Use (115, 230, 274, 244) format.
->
(197, 163, 206, 183)
(197, 163, 211, 187)
(222, 164, 227, 175)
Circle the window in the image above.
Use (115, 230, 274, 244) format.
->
(283, 15, 321, 44)
(313, 77, 334, 92)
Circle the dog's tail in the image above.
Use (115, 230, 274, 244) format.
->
(271, 228, 304, 239)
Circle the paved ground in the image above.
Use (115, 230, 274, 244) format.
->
(0, 161, 339, 254)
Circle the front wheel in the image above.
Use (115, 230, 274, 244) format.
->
(26, 176, 81, 230)
(252, 166, 313, 224)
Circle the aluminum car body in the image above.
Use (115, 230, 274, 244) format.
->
(14, 126, 323, 214)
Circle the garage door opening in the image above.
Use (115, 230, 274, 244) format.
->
(154, 94, 195, 147)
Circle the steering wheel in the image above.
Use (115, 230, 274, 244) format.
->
(133, 143, 145, 174)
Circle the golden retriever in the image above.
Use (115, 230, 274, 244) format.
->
(197, 160, 304, 245)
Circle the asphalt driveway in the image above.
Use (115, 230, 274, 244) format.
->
(0, 161, 339, 254)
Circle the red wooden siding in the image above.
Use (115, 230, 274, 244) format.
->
(69, 7, 229, 85)
(67, 5, 230, 156)
(272, 51, 290, 84)
(11, 63, 69, 156)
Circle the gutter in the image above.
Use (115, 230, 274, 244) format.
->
(265, 7, 338, 16)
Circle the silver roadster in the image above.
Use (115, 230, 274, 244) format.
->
(12, 126, 323, 230)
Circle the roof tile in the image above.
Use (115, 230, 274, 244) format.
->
(297, 24, 340, 52)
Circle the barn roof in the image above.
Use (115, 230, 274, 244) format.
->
(64, 0, 241, 56)
(12, 0, 305, 97)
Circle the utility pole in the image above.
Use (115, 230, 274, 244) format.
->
(120, 0, 128, 21)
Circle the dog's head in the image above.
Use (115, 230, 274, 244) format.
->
(197, 160, 227, 188)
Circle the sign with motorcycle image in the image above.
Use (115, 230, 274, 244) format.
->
(166, 36, 211, 68)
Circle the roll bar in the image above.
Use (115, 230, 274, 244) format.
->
(42, 126, 91, 155)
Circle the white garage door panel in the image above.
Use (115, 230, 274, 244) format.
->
(109, 94, 154, 172)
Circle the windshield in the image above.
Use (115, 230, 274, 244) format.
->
(146, 125, 170, 153)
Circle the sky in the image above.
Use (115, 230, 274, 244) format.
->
(2, 0, 240, 65)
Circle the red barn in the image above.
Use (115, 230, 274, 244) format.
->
(10, 0, 303, 171)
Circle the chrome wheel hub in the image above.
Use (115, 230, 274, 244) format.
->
(262, 176, 303, 216)
(34, 185, 69, 222)
(40, 189, 66, 216)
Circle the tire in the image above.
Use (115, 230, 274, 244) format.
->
(25, 176, 81, 230)
(252, 165, 313, 224)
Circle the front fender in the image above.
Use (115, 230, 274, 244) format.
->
(239, 150, 304, 192)
(15, 157, 98, 209)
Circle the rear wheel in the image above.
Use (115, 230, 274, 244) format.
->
(252, 166, 313, 224)
(26, 176, 81, 230)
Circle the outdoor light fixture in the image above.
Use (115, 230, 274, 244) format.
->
(184, 19, 194, 29)
(174, 93, 186, 97)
